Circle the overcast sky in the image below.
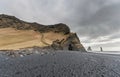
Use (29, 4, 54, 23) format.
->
(0, 0, 120, 51)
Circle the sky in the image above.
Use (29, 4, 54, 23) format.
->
(0, 0, 120, 51)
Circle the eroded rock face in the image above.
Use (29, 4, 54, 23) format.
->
(0, 14, 86, 51)
(0, 14, 70, 34)
(51, 33, 86, 51)
(64, 33, 86, 51)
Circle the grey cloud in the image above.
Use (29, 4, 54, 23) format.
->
(77, 3, 120, 38)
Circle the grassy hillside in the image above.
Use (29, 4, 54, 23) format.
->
(0, 28, 68, 50)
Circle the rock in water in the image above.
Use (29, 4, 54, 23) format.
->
(0, 14, 86, 51)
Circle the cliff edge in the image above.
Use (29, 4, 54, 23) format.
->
(0, 14, 86, 51)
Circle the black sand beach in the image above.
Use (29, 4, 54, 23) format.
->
(0, 51, 120, 77)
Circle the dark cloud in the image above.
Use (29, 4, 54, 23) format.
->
(76, 3, 120, 37)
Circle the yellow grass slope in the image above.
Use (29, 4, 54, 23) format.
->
(0, 28, 68, 50)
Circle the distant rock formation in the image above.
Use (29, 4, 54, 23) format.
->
(100, 47, 103, 51)
(0, 14, 86, 51)
(87, 46, 92, 51)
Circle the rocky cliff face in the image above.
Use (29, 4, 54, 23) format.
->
(0, 14, 70, 34)
(0, 14, 86, 51)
